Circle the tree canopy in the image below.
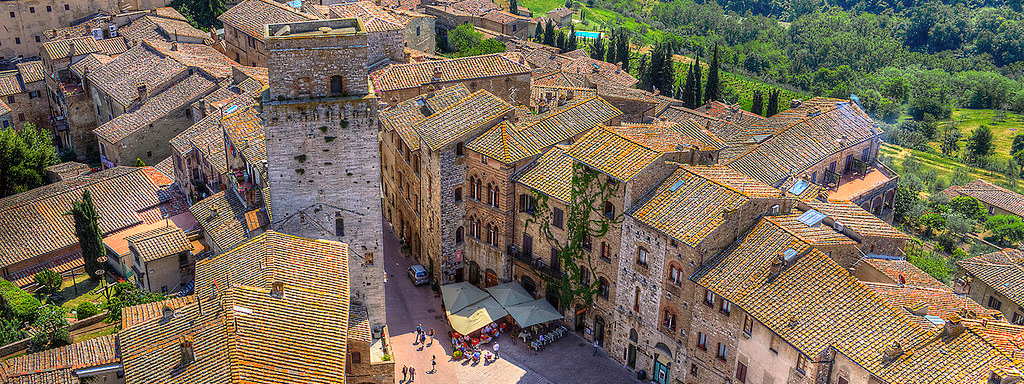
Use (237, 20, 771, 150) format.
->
(0, 123, 59, 198)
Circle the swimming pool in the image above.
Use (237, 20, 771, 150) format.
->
(575, 31, 602, 39)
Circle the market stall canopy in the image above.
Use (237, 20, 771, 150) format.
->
(441, 282, 490, 313)
(486, 282, 534, 307)
(446, 297, 509, 334)
(506, 298, 564, 328)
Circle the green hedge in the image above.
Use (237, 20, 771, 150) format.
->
(0, 279, 42, 321)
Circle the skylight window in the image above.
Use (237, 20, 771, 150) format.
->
(669, 179, 685, 192)
(788, 179, 810, 195)
(797, 209, 826, 227)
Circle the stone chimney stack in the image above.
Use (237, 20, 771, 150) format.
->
(178, 337, 195, 366)
(270, 281, 285, 298)
(136, 83, 148, 102)
(162, 305, 175, 322)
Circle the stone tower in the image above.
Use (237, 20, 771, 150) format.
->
(263, 19, 386, 327)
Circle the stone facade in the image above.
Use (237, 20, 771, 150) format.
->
(98, 108, 193, 166)
(262, 19, 386, 327)
(461, 149, 517, 286)
(381, 129, 424, 261)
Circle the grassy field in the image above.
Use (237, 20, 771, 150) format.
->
(927, 109, 1023, 162)
(880, 143, 1022, 193)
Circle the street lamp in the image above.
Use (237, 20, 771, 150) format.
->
(94, 269, 110, 301)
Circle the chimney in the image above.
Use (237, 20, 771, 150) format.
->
(790, 99, 802, 108)
(942, 317, 966, 339)
(162, 305, 175, 321)
(171, 41, 178, 51)
(431, 66, 442, 82)
(136, 83, 148, 102)
(768, 255, 785, 277)
(882, 342, 904, 362)
(178, 336, 195, 366)
(270, 281, 285, 298)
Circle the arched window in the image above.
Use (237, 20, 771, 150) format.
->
(637, 247, 648, 267)
(455, 187, 463, 202)
(580, 268, 591, 287)
(598, 277, 609, 299)
(668, 263, 683, 286)
(334, 213, 344, 237)
(474, 179, 482, 201)
(629, 328, 639, 343)
(491, 186, 499, 208)
(487, 184, 494, 205)
(488, 224, 498, 246)
(330, 75, 343, 96)
(468, 177, 477, 200)
(456, 226, 464, 244)
(474, 218, 482, 239)
(603, 201, 615, 219)
(522, 275, 537, 296)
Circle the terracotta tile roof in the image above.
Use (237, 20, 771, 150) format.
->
(69, 53, 113, 78)
(221, 97, 266, 163)
(0, 167, 172, 269)
(189, 191, 250, 252)
(371, 53, 531, 93)
(764, 213, 857, 246)
(150, 41, 240, 80)
(0, 99, 10, 115)
(349, 303, 373, 343)
(695, 218, 1022, 383)
(326, 1, 405, 32)
(94, 71, 219, 143)
(607, 121, 725, 152)
(121, 231, 352, 384)
(863, 282, 993, 328)
(696, 101, 767, 127)
(530, 85, 597, 104)
(218, 0, 313, 39)
(655, 104, 762, 162)
(0, 71, 24, 97)
(959, 248, 1024, 307)
(153, 157, 176, 182)
(415, 89, 514, 151)
(126, 224, 192, 262)
(381, 84, 473, 151)
(511, 96, 620, 152)
(631, 165, 780, 246)
(862, 257, 950, 290)
(88, 42, 188, 107)
(727, 98, 879, 186)
(481, 10, 530, 24)
(595, 83, 659, 103)
(547, 7, 573, 18)
(943, 179, 1024, 217)
(531, 70, 589, 88)
(563, 125, 663, 181)
(515, 147, 574, 202)
(807, 200, 908, 239)
(466, 121, 538, 163)
(958, 316, 1024, 359)
(121, 295, 198, 328)
(1, 334, 120, 383)
(170, 113, 228, 175)
(41, 36, 100, 60)
(95, 36, 129, 55)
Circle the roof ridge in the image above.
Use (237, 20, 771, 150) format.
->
(682, 165, 760, 198)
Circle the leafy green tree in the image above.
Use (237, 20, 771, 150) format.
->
(0, 123, 60, 198)
(33, 270, 62, 296)
(447, 23, 481, 53)
(28, 304, 70, 352)
(704, 44, 720, 103)
(1012, 134, 1024, 155)
(944, 212, 974, 241)
(966, 125, 995, 162)
(70, 190, 106, 280)
(170, 0, 225, 30)
(949, 196, 987, 221)
(986, 214, 1024, 246)
(950, 167, 972, 186)
(939, 127, 961, 156)
(104, 283, 165, 325)
(692, 54, 702, 106)
(614, 29, 630, 71)
(135, 158, 146, 167)
(682, 64, 696, 108)
(920, 212, 947, 237)
(567, 25, 578, 51)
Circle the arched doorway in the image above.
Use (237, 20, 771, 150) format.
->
(545, 288, 560, 310)
(652, 342, 672, 384)
(574, 305, 587, 332)
(593, 315, 605, 347)
(626, 328, 638, 369)
(484, 269, 498, 287)
(521, 275, 536, 296)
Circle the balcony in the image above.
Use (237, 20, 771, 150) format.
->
(509, 248, 562, 278)
(828, 161, 898, 202)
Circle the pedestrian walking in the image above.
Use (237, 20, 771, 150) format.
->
(427, 328, 435, 346)
(401, 366, 408, 382)
(592, 339, 600, 356)
(409, 366, 416, 382)
(493, 342, 500, 358)
(430, 355, 437, 373)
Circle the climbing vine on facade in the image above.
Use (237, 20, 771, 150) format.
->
(525, 163, 621, 311)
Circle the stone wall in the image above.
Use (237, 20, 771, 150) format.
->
(264, 23, 386, 327)
(0, 0, 125, 58)
(380, 130, 424, 261)
(379, 73, 531, 106)
(103, 109, 193, 166)
(437, 146, 467, 283)
(367, 28, 405, 68)
(5, 81, 50, 129)
(462, 150, 515, 285)
(221, 25, 268, 67)
(403, 14, 436, 54)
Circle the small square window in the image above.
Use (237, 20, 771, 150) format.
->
(29, 7, 35, 13)
(46, 5, 51, 12)
(64, 4, 70, 10)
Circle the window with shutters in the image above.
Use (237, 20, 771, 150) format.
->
(735, 362, 747, 383)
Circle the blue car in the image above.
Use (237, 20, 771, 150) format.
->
(408, 264, 429, 286)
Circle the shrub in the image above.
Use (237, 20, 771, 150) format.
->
(0, 279, 42, 322)
(33, 270, 62, 296)
(28, 304, 69, 352)
(949, 196, 987, 221)
(76, 302, 99, 320)
(906, 245, 952, 283)
(986, 214, 1024, 246)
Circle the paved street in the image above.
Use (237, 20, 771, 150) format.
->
(383, 224, 644, 384)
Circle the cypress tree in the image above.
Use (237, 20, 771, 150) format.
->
(752, 90, 764, 116)
(544, 20, 555, 46)
(767, 90, 780, 117)
(681, 64, 693, 107)
(534, 21, 543, 42)
(616, 30, 629, 71)
(693, 55, 702, 107)
(509, 0, 518, 14)
(646, 43, 663, 93)
(590, 33, 605, 60)
(71, 190, 106, 280)
(637, 54, 651, 91)
(660, 42, 675, 95)
(556, 30, 566, 51)
(704, 44, 720, 103)
(567, 25, 578, 51)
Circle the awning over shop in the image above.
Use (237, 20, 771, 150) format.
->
(506, 298, 564, 328)
(446, 297, 509, 334)
(486, 282, 533, 307)
(441, 282, 489, 313)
